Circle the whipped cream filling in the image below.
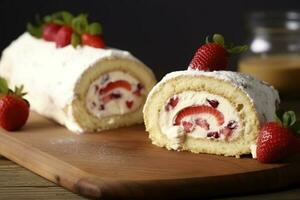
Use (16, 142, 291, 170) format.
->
(159, 91, 242, 142)
(86, 71, 144, 118)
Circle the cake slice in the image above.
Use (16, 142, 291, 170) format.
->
(0, 12, 156, 133)
(143, 70, 279, 157)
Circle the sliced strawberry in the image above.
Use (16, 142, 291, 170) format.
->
(207, 131, 220, 139)
(182, 121, 194, 133)
(81, 33, 105, 48)
(206, 98, 219, 108)
(101, 94, 112, 104)
(220, 127, 232, 140)
(174, 105, 224, 126)
(227, 120, 238, 129)
(126, 100, 134, 109)
(55, 26, 73, 48)
(133, 83, 144, 96)
(195, 118, 210, 130)
(165, 96, 179, 111)
(42, 23, 62, 41)
(99, 80, 132, 95)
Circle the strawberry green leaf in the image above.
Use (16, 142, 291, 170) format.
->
(282, 111, 296, 127)
(212, 34, 225, 46)
(227, 45, 248, 54)
(71, 32, 81, 48)
(72, 14, 88, 34)
(43, 15, 52, 23)
(50, 11, 74, 25)
(0, 77, 9, 94)
(60, 11, 74, 25)
(88, 22, 102, 35)
(26, 22, 43, 38)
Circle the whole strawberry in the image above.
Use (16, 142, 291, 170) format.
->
(0, 78, 29, 131)
(257, 111, 300, 163)
(188, 34, 248, 71)
(42, 23, 62, 42)
(27, 11, 106, 49)
(81, 33, 105, 48)
(55, 26, 73, 48)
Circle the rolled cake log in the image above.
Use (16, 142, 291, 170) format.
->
(0, 33, 156, 133)
(143, 70, 280, 157)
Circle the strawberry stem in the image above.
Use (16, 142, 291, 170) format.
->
(205, 33, 248, 55)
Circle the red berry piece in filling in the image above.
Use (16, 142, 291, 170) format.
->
(174, 105, 224, 126)
(55, 26, 73, 48)
(126, 100, 134, 109)
(182, 121, 194, 133)
(99, 80, 132, 95)
(133, 83, 144, 96)
(207, 131, 220, 139)
(42, 23, 62, 41)
(220, 127, 232, 140)
(195, 118, 210, 130)
(101, 95, 112, 104)
(227, 120, 238, 129)
(165, 96, 179, 111)
(99, 104, 105, 110)
(110, 92, 122, 99)
(206, 98, 219, 108)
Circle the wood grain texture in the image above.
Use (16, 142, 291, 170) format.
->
(0, 112, 300, 200)
(1, 158, 300, 200)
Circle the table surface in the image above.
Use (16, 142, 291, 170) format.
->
(1, 100, 300, 200)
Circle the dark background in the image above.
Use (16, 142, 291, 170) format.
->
(0, 0, 300, 78)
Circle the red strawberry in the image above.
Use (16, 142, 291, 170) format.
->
(220, 127, 232, 140)
(0, 78, 29, 131)
(165, 96, 179, 111)
(55, 26, 73, 48)
(189, 43, 228, 71)
(42, 23, 62, 41)
(189, 34, 247, 71)
(174, 105, 224, 126)
(195, 118, 210, 130)
(182, 121, 194, 133)
(257, 111, 300, 163)
(0, 95, 29, 131)
(126, 100, 134, 109)
(257, 122, 300, 163)
(206, 98, 219, 108)
(99, 80, 132, 94)
(133, 83, 144, 97)
(81, 34, 105, 48)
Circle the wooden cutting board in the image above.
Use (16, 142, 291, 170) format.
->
(0, 112, 300, 200)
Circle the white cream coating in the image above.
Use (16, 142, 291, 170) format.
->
(147, 70, 280, 123)
(159, 91, 242, 141)
(86, 71, 143, 118)
(0, 33, 143, 133)
(144, 70, 280, 155)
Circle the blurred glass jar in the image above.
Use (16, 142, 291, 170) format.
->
(238, 11, 300, 95)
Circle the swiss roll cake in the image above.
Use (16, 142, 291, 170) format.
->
(143, 70, 279, 157)
(0, 32, 156, 133)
